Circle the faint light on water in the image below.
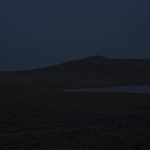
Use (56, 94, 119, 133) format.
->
(63, 85, 150, 93)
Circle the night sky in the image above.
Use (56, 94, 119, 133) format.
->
(0, 0, 150, 70)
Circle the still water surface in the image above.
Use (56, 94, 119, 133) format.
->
(64, 85, 150, 93)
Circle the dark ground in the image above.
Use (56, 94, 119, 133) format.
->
(0, 86, 150, 149)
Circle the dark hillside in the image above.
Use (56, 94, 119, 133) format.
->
(0, 56, 150, 89)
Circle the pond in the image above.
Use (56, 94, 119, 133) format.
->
(63, 85, 150, 93)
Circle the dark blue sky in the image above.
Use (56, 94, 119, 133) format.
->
(0, 0, 150, 70)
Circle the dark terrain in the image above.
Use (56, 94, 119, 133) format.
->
(0, 56, 150, 149)
(1, 89, 150, 149)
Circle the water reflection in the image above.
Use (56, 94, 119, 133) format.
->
(64, 85, 150, 93)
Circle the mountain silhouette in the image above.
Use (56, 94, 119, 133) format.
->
(0, 55, 150, 89)
(35, 55, 109, 73)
